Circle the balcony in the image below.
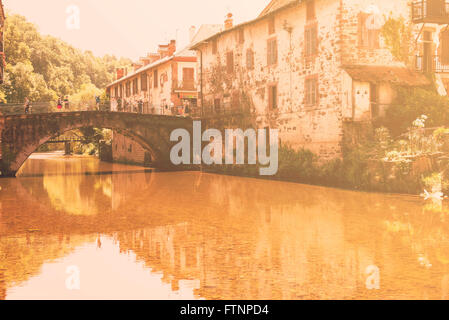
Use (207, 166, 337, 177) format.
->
(416, 55, 449, 73)
(412, 0, 449, 24)
(173, 80, 196, 92)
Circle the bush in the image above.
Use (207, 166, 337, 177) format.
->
(380, 87, 449, 136)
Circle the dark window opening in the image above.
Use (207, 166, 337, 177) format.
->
(268, 85, 278, 110)
(154, 70, 158, 88)
(141, 73, 148, 91)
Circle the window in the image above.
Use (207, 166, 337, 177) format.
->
(305, 24, 318, 56)
(114, 87, 118, 97)
(268, 16, 275, 35)
(183, 68, 194, 81)
(267, 38, 278, 65)
(246, 49, 254, 70)
(141, 73, 147, 91)
(358, 13, 380, 49)
(120, 84, 123, 98)
(153, 70, 158, 88)
(238, 28, 245, 44)
(305, 76, 318, 106)
(212, 40, 218, 54)
(268, 85, 277, 110)
(306, 0, 316, 21)
(126, 82, 131, 97)
(226, 51, 234, 74)
(133, 78, 139, 94)
(182, 68, 194, 89)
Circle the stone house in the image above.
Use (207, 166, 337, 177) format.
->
(190, 0, 449, 159)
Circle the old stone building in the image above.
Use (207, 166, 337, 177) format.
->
(191, 0, 448, 159)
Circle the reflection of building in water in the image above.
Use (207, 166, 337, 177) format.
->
(4, 159, 449, 299)
(0, 234, 96, 299)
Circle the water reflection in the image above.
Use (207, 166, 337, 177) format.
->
(1, 153, 449, 299)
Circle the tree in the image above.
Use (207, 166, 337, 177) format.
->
(2, 13, 132, 103)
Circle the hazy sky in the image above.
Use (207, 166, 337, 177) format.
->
(4, 0, 268, 60)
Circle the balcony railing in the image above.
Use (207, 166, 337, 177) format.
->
(172, 80, 196, 91)
(412, 0, 449, 24)
(415, 55, 449, 73)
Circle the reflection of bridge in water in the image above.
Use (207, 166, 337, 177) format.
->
(2, 166, 449, 299)
(0, 111, 194, 177)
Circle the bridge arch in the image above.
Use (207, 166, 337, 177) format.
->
(0, 112, 193, 177)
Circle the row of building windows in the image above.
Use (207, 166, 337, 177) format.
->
(267, 76, 319, 111)
(213, 76, 319, 112)
(112, 67, 195, 98)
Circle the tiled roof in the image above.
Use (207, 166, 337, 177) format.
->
(343, 65, 431, 87)
(259, 0, 298, 17)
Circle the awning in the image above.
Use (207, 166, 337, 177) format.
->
(343, 65, 431, 87)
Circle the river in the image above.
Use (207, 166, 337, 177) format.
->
(0, 152, 448, 300)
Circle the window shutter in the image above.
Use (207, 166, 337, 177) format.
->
(358, 13, 368, 47)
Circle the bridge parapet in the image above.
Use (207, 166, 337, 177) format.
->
(0, 111, 194, 177)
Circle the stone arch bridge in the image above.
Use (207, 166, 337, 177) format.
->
(0, 111, 194, 177)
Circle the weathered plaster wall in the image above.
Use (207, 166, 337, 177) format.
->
(199, 0, 346, 159)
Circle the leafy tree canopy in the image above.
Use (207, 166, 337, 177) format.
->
(1, 14, 131, 103)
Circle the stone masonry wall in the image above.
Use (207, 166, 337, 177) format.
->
(112, 131, 149, 166)
(199, 0, 346, 160)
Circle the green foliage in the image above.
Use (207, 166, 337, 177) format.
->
(2, 14, 132, 103)
(276, 147, 318, 182)
(69, 83, 104, 110)
(380, 87, 449, 136)
(381, 17, 413, 64)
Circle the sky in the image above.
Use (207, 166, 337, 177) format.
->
(3, 0, 269, 60)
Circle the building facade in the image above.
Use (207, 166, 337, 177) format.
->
(191, 0, 447, 159)
(106, 41, 198, 165)
(107, 40, 198, 116)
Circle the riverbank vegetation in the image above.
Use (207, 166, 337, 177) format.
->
(207, 86, 449, 195)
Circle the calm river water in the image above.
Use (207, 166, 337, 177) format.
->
(0, 152, 449, 300)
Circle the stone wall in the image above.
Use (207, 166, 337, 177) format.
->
(112, 131, 150, 166)
(198, 0, 345, 160)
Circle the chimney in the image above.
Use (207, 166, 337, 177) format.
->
(132, 62, 143, 72)
(158, 44, 169, 58)
(116, 68, 125, 80)
(140, 57, 151, 66)
(225, 13, 233, 30)
(189, 26, 197, 43)
(148, 53, 160, 63)
(168, 40, 176, 56)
